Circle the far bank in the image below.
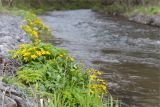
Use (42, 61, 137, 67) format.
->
(92, 1, 160, 27)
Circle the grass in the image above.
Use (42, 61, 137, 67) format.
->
(129, 6, 160, 16)
(0, 6, 25, 15)
(0, 6, 7, 13)
(92, 2, 160, 17)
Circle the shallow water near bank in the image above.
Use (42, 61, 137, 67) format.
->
(40, 9, 160, 107)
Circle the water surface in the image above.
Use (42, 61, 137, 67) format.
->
(40, 9, 160, 107)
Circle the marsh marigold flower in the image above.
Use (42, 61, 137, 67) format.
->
(90, 74, 96, 81)
(70, 57, 74, 61)
(31, 55, 37, 60)
(32, 31, 38, 39)
(23, 52, 30, 57)
(36, 51, 42, 56)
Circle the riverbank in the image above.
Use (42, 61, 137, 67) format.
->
(93, 11, 160, 27)
(127, 6, 160, 27)
(93, 4, 160, 27)
(0, 13, 31, 107)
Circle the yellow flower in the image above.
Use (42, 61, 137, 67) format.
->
(36, 51, 42, 56)
(23, 52, 30, 57)
(70, 57, 74, 62)
(45, 51, 51, 55)
(32, 31, 38, 39)
(25, 26, 32, 33)
(58, 54, 64, 57)
(31, 55, 37, 60)
(22, 49, 27, 53)
(41, 50, 46, 55)
(97, 78, 104, 82)
(102, 85, 106, 91)
(97, 71, 102, 75)
(90, 74, 96, 81)
(34, 18, 43, 25)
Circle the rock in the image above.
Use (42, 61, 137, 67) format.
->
(0, 92, 17, 107)
(0, 82, 29, 107)
(11, 95, 29, 107)
(151, 15, 160, 27)
(0, 14, 30, 56)
(129, 14, 160, 27)
(129, 14, 153, 25)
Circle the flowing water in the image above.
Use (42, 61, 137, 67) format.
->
(40, 9, 160, 107)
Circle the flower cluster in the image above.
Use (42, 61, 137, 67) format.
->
(89, 69, 107, 95)
(21, 12, 51, 45)
(57, 53, 75, 62)
(11, 44, 51, 62)
(21, 25, 38, 44)
(25, 14, 48, 31)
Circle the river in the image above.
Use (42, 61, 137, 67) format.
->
(40, 9, 160, 107)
